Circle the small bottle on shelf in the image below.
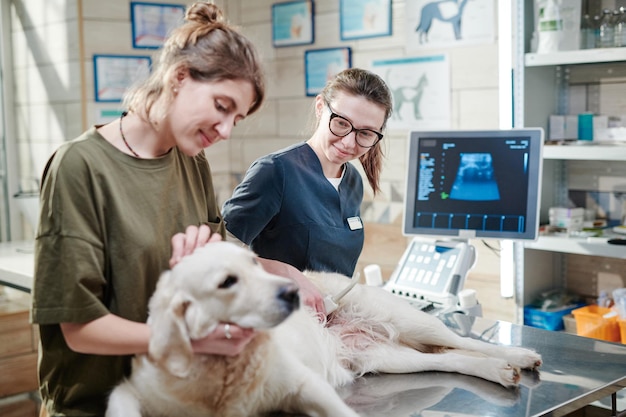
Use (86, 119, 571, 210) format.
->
(593, 15, 602, 48)
(614, 7, 626, 47)
(580, 14, 596, 49)
(597, 9, 615, 48)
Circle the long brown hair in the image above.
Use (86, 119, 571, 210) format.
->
(319, 68, 392, 195)
(123, 1, 265, 122)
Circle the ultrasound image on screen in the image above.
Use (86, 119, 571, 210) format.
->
(450, 153, 500, 201)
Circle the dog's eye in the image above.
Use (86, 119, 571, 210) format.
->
(218, 275, 238, 289)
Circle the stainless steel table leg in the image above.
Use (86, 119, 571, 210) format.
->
(614, 392, 626, 417)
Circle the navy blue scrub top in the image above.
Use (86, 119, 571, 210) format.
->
(222, 143, 364, 276)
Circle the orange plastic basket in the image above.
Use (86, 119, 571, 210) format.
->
(572, 305, 621, 342)
(619, 319, 626, 344)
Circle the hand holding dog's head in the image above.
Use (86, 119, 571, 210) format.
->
(147, 242, 300, 376)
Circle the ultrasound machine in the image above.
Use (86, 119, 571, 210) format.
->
(384, 129, 544, 316)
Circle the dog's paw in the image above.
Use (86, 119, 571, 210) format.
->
(478, 358, 522, 388)
(504, 347, 542, 370)
(497, 363, 522, 388)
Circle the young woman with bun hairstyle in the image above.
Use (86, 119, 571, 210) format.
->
(32, 3, 264, 415)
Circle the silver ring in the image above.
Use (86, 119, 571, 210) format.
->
(224, 323, 232, 340)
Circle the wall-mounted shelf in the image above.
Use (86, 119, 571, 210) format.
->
(525, 48, 626, 67)
(525, 236, 626, 259)
(543, 144, 626, 160)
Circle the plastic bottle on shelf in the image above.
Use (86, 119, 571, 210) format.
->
(614, 7, 626, 47)
(580, 14, 596, 49)
(597, 9, 615, 48)
(593, 15, 602, 48)
(537, 0, 563, 53)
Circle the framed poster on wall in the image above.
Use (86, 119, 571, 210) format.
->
(372, 54, 450, 131)
(131, 1, 185, 49)
(93, 54, 152, 102)
(272, 1, 314, 47)
(406, 0, 494, 50)
(340, 0, 392, 40)
(304, 47, 351, 97)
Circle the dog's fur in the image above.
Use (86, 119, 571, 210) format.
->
(106, 242, 542, 417)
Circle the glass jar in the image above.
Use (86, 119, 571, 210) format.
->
(597, 8, 615, 48)
(614, 7, 626, 47)
(580, 14, 596, 49)
(593, 15, 602, 48)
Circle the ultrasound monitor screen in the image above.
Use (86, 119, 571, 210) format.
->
(403, 129, 544, 240)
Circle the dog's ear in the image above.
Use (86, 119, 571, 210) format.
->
(184, 299, 220, 340)
(148, 288, 194, 378)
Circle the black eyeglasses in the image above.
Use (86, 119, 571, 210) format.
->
(327, 105, 383, 148)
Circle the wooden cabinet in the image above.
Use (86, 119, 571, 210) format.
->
(0, 291, 38, 398)
(513, 1, 626, 323)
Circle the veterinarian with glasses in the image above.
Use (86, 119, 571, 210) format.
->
(222, 68, 393, 285)
(31, 3, 265, 417)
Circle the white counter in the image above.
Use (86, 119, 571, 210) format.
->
(0, 241, 35, 292)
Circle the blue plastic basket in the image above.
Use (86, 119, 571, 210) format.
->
(524, 303, 586, 331)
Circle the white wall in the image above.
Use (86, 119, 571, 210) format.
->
(5, 0, 81, 238)
(10, 0, 81, 188)
(208, 0, 502, 225)
(6, 0, 503, 235)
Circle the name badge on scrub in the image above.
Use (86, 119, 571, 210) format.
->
(347, 216, 363, 230)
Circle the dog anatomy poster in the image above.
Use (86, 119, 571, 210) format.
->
(405, 0, 494, 50)
(372, 55, 450, 131)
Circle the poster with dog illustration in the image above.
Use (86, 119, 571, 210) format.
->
(406, 0, 494, 50)
(372, 54, 450, 131)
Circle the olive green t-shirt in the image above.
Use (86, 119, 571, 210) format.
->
(31, 127, 225, 417)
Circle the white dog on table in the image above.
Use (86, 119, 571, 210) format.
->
(106, 241, 542, 417)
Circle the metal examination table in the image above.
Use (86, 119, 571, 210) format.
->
(337, 313, 626, 417)
(1, 241, 625, 416)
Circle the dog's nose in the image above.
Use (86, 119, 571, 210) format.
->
(278, 285, 300, 311)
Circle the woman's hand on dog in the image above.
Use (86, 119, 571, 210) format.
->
(191, 323, 257, 356)
(170, 224, 222, 268)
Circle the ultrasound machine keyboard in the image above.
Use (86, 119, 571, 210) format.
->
(383, 238, 476, 316)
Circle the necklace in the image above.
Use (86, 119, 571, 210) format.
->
(119, 111, 140, 158)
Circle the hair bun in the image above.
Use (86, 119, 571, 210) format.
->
(185, 2, 225, 25)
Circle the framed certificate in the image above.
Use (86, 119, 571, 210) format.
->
(272, 1, 314, 47)
(340, 0, 392, 40)
(304, 47, 352, 97)
(131, 1, 185, 49)
(93, 54, 152, 102)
